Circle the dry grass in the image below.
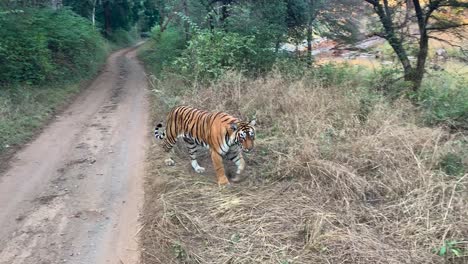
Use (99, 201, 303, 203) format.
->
(142, 71, 468, 264)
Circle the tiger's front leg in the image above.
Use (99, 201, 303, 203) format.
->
(210, 150, 230, 185)
(228, 151, 245, 182)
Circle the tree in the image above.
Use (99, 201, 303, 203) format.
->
(364, 0, 468, 91)
(286, 0, 359, 63)
(140, 0, 160, 32)
(305, 0, 325, 63)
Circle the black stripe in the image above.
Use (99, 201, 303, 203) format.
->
(221, 116, 232, 123)
(182, 109, 195, 130)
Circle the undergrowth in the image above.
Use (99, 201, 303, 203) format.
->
(0, 8, 113, 154)
(0, 8, 109, 84)
(141, 70, 468, 264)
(139, 26, 468, 263)
(0, 83, 82, 152)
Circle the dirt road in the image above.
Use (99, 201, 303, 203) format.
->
(0, 46, 149, 264)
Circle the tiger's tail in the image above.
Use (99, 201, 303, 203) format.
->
(154, 123, 166, 139)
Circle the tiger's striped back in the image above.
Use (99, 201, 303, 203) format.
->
(154, 105, 256, 185)
(157, 106, 238, 153)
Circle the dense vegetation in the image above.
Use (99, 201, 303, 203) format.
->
(0, 9, 107, 84)
(0, 0, 467, 262)
(138, 1, 468, 263)
(0, 0, 152, 153)
(139, 0, 468, 129)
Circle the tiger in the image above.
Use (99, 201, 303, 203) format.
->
(154, 105, 256, 185)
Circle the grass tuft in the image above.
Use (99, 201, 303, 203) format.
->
(142, 70, 468, 264)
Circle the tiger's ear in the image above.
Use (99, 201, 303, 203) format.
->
(230, 122, 238, 131)
(249, 119, 256, 126)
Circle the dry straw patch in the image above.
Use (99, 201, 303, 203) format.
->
(142, 72, 468, 264)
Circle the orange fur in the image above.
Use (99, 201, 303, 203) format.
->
(154, 106, 256, 185)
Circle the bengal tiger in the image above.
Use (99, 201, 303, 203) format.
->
(154, 106, 256, 185)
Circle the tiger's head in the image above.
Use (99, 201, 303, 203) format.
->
(231, 119, 256, 152)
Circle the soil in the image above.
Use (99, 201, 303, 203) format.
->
(0, 45, 150, 264)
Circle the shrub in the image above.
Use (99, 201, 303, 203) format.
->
(309, 62, 365, 87)
(107, 28, 137, 48)
(143, 71, 468, 264)
(174, 30, 274, 80)
(366, 67, 411, 99)
(0, 83, 81, 151)
(138, 27, 187, 76)
(439, 152, 465, 177)
(0, 8, 108, 85)
(0, 10, 53, 83)
(417, 71, 468, 129)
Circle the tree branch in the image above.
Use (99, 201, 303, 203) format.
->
(427, 23, 468, 31)
(425, 0, 442, 23)
(442, 0, 468, 8)
(428, 35, 463, 46)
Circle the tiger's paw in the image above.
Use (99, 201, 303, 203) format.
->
(217, 177, 230, 186)
(164, 158, 175, 166)
(230, 174, 242, 183)
(191, 160, 205, 173)
(194, 166, 205, 173)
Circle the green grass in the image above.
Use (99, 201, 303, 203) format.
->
(0, 82, 81, 153)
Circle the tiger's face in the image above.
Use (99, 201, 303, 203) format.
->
(233, 120, 256, 152)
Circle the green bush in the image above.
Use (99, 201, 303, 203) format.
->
(417, 72, 468, 129)
(0, 8, 108, 85)
(0, 83, 81, 151)
(438, 153, 465, 177)
(367, 67, 411, 99)
(174, 30, 273, 80)
(138, 27, 187, 76)
(108, 28, 137, 48)
(310, 63, 365, 87)
(0, 11, 53, 83)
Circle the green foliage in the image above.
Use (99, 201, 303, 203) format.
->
(273, 56, 308, 79)
(310, 63, 364, 87)
(0, 7, 109, 154)
(0, 8, 108, 84)
(44, 9, 108, 78)
(138, 26, 186, 76)
(0, 10, 53, 83)
(0, 83, 81, 152)
(438, 153, 465, 177)
(174, 30, 263, 80)
(230, 0, 287, 45)
(107, 28, 137, 47)
(171, 242, 188, 260)
(139, 0, 160, 32)
(367, 67, 411, 99)
(63, 0, 143, 33)
(417, 72, 468, 128)
(433, 240, 464, 258)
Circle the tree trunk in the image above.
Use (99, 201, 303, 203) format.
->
(306, 23, 313, 66)
(51, 0, 62, 10)
(220, 0, 231, 31)
(411, 0, 428, 92)
(104, 0, 112, 37)
(275, 39, 281, 53)
(92, 0, 97, 28)
(183, 0, 190, 41)
(208, 13, 215, 32)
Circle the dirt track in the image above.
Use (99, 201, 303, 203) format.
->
(0, 46, 149, 264)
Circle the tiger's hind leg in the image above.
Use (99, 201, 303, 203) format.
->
(161, 133, 177, 166)
(184, 138, 205, 173)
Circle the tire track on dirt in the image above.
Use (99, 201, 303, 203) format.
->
(0, 45, 149, 264)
